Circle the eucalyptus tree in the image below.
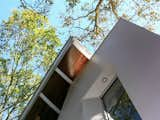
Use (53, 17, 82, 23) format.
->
(0, 9, 61, 119)
(63, 0, 160, 47)
(19, 0, 53, 15)
(19, 0, 160, 47)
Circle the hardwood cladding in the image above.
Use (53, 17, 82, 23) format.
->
(24, 41, 89, 120)
(58, 45, 88, 80)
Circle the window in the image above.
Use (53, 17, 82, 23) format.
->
(102, 78, 142, 120)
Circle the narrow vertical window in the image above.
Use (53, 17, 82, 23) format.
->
(102, 78, 142, 120)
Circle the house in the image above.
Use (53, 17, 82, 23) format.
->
(20, 18, 160, 120)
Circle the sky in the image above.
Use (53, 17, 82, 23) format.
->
(1, 0, 160, 52)
(1, 0, 160, 119)
(0, 0, 95, 53)
(0, 1, 94, 119)
(0, 0, 69, 44)
(0, 0, 67, 41)
(0, 1, 19, 22)
(48, 0, 95, 52)
(0, 1, 67, 119)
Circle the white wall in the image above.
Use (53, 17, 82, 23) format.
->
(58, 18, 160, 120)
(104, 19, 160, 120)
(57, 35, 116, 120)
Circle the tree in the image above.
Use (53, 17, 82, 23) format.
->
(18, 0, 160, 48)
(1, 0, 159, 119)
(0, 9, 61, 119)
(19, 0, 54, 15)
(63, 0, 160, 48)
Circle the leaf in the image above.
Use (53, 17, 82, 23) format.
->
(0, 9, 61, 118)
(0, 83, 4, 89)
(144, 0, 150, 2)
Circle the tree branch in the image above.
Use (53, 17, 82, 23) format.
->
(72, 0, 104, 34)
(0, 82, 40, 114)
(109, 0, 119, 19)
(72, 10, 95, 20)
(94, 0, 103, 32)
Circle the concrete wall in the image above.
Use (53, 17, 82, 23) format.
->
(57, 34, 116, 120)
(58, 18, 160, 120)
(104, 19, 160, 120)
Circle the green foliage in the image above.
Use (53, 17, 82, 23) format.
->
(0, 9, 61, 119)
(64, 0, 160, 48)
(19, 0, 54, 15)
(66, 0, 80, 8)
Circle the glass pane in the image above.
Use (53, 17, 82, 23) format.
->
(103, 79, 142, 120)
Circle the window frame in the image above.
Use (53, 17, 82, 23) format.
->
(82, 74, 142, 120)
(101, 77, 142, 120)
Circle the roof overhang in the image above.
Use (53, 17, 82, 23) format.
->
(20, 37, 92, 120)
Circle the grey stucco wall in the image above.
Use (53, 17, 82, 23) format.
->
(58, 18, 160, 120)
(104, 19, 160, 120)
(57, 36, 116, 120)
(57, 60, 102, 120)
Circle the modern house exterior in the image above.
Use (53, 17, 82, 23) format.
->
(20, 18, 160, 120)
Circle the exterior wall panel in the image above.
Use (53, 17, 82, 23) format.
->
(104, 19, 160, 120)
(58, 19, 160, 120)
(58, 37, 116, 120)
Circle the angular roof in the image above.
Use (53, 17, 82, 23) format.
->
(20, 37, 92, 120)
